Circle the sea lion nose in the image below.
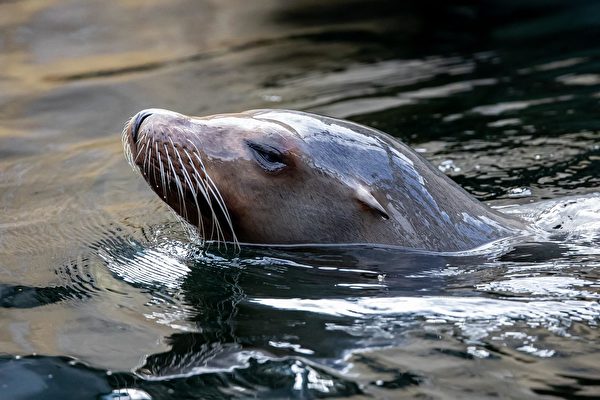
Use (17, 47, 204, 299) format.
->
(131, 110, 153, 142)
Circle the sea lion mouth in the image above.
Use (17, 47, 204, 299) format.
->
(122, 109, 239, 249)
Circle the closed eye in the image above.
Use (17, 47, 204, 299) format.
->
(246, 141, 287, 172)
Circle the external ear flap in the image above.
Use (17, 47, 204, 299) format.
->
(354, 185, 389, 220)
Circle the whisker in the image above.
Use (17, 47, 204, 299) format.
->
(183, 143, 222, 243)
(156, 142, 167, 200)
(121, 123, 135, 169)
(182, 149, 210, 241)
(134, 139, 147, 165)
(144, 137, 152, 180)
(121, 123, 130, 156)
(191, 153, 237, 249)
(184, 143, 226, 242)
(165, 141, 189, 224)
(183, 148, 226, 248)
(197, 166, 226, 248)
(203, 166, 239, 250)
(174, 146, 206, 240)
(149, 137, 158, 189)
(186, 139, 239, 250)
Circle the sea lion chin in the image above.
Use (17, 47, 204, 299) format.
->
(122, 108, 526, 251)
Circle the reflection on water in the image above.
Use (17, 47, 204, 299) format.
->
(0, 0, 599, 399)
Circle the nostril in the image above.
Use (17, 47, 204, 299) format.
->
(131, 111, 153, 142)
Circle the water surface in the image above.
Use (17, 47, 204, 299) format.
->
(0, 1, 599, 399)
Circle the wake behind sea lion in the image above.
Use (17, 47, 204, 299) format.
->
(122, 109, 527, 251)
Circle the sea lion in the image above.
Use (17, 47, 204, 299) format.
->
(122, 108, 526, 251)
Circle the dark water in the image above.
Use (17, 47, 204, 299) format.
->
(1, 1, 599, 399)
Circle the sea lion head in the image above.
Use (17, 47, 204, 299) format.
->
(123, 108, 524, 250)
(123, 108, 396, 246)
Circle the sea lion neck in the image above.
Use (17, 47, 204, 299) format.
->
(252, 110, 527, 249)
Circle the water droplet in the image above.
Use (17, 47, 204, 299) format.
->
(262, 94, 282, 102)
(438, 160, 461, 173)
(507, 187, 532, 198)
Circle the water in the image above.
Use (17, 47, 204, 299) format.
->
(1, 1, 599, 399)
